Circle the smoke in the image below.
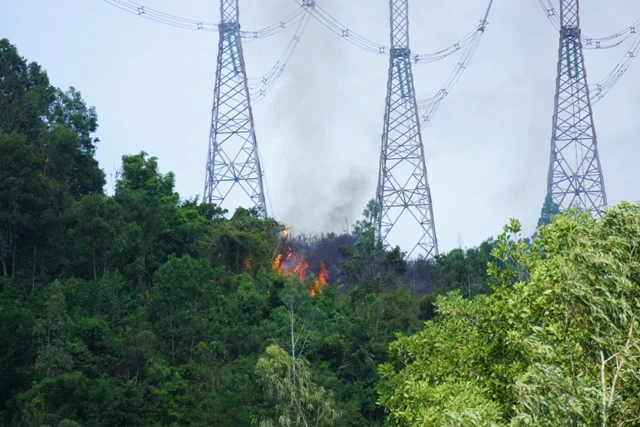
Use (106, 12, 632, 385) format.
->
(262, 1, 381, 235)
(247, 0, 640, 251)
(318, 167, 372, 232)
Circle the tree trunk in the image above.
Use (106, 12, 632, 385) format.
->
(290, 299, 297, 380)
(92, 233, 97, 281)
(31, 246, 36, 294)
(103, 251, 107, 279)
(10, 233, 16, 279)
(170, 308, 175, 364)
(0, 244, 7, 276)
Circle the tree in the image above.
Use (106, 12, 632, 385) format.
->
(341, 200, 407, 292)
(149, 254, 216, 364)
(536, 193, 561, 228)
(255, 344, 342, 427)
(34, 281, 74, 378)
(8, 372, 140, 426)
(0, 38, 54, 138)
(432, 238, 496, 298)
(144, 358, 194, 425)
(211, 207, 282, 273)
(277, 280, 319, 366)
(43, 88, 105, 197)
(377, 292, 503, 426)
(114, 151, 179, 291)
(378, 203, 640, 426)
(64, 195, 125, 280)
(507, 204, 640, 425)
(0, 132, 43, 279)
(0, 39, 105, 287)
(0, 293, 37, 410)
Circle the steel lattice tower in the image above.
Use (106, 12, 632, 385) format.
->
(204, 0, 267, 215)
(547, 0, 606, 212)
(376, 0, 438, 259)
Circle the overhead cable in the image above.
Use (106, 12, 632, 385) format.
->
(102, 0, 305, 40)
(416, 0, 493, 128)
(248, 4, 313, 103)
(537, 0, 640, 50)
(590, 30, 640, 103)
(293, 0, 492, 64)
(417, 31, 485, 129)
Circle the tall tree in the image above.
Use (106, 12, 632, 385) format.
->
(378, 203, 640, 426)
(114, 151, 179, 290)
(0, 293, 37, 409)
(537, 193, 561, 228)
(149, 254, 216, 364)
(255, 344, 342, 427)
(64, 195, 125, 280)
(34, 281, 74, 378)
(0, 38, 54, 138)
(432, 238, 496, 298)
(341, 200, 407, 292)
(0, 39, 105, 286)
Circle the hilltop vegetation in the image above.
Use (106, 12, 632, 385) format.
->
(0, 37, 486, 426)
(1, 38, 639, 426)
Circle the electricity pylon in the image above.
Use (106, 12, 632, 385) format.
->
(376, 0, 438, 259)
(546, 0, 606, 212)
(204, 0, 267, 216)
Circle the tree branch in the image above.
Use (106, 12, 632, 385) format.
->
(600, 350, 608, 427)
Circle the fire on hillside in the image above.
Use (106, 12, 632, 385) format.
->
(272, 229, 329, 297)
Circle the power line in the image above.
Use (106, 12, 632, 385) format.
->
(416, 0, 493, 128)
(247, 4, 313, 103)
(293, 0, 492, 64)
(591, 30, 640, 103)
(535, 0, 640, 101)
(102, 0, 305, 40)
(102, 0, 312, 110)
(417, 30, 485, 129)
(537, 0, 640, 50)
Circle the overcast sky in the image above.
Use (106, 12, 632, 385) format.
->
(2, 0, 639, 254)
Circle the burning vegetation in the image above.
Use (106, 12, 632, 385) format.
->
(272, 229, 330, 297)
(270, 227, 439, 298)
(311, 261, 328, 297)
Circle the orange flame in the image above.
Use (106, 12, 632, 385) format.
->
(274, 251, 309, 281)
(243, 257, 254, 270)
(272, 254, 282, 271)
(311, 261, 328, 297)
(272, 250, 329, 297)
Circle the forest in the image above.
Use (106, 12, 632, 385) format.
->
(1, 37, 639, 426)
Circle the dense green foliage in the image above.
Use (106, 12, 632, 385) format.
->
(3, 38, 638, 426)
(0, 39, 453, 426)
(537, 193, 561, 228)
(378, 204, 640, 426)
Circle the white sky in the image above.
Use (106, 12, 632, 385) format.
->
(2, 0, 639, 254)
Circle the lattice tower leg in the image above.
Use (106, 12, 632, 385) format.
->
(204, 0, 268, 216)
(547, 0, 607, 212)
(376, 0, 438, 259)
